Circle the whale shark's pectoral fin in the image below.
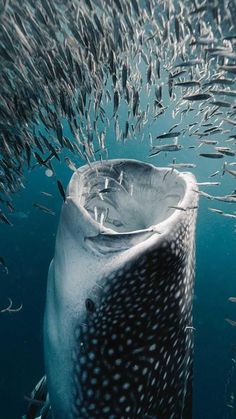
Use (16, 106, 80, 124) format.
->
(23, 376, 51, 419)
(84, 227, 160, 254)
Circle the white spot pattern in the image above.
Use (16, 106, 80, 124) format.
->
(70, 177, 197, 418)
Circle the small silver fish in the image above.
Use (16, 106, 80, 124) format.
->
(197, 182, 220, 186)
(33, 203, 55, 216)
(183, 93, 212, 101)
(149, 144, 183, 156)
(199, 153, 224, 159)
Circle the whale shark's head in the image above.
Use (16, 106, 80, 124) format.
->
(44, 159, 198, 418)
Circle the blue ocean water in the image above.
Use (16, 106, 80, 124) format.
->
(1, 0, 236, 415)
(0, 129, 235, 418)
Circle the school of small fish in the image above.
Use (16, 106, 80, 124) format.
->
(0, 0, 235, 231)
(0, 0, 235, 276)
(0, 1, 235, 417)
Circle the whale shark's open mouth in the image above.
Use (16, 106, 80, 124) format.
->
(68, 159, 192, 234)
(44, 159, 198, 419)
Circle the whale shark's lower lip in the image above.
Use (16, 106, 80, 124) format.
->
(44, 159, 198, 418)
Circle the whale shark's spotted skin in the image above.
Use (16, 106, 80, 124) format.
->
(44, 159, 198, 419)
(71, 222, 195, 418)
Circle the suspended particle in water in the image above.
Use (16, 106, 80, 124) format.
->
(45, 169, 54, 177)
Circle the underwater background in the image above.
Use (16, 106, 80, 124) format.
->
(0, 132, 235, 419)
(0, 0, 236, 418)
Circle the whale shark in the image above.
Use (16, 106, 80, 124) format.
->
(42, 159, 198, 418)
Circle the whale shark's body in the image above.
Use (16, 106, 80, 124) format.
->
(43, 159, 198, 418)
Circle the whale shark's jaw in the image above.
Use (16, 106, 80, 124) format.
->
(44, 159, 198, 418)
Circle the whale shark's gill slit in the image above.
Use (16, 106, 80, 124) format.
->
(44, 159, 198, 418)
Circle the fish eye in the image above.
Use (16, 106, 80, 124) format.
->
(85, 298, 95, 313)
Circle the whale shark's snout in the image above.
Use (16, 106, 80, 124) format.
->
(44, 159, 198, 418)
